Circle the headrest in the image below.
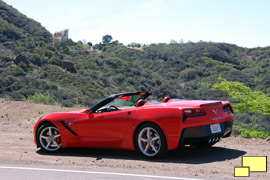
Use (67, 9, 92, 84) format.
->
(162, 96, 171, 103)
(136, 99, 146, 107)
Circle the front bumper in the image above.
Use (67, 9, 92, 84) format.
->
(179, 120, 233, 146)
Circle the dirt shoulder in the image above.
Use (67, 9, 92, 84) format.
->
(0, 98, 269, 180)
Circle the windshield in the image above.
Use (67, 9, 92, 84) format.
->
(107, 95, 142, 107)
(92, 92, 150, 113)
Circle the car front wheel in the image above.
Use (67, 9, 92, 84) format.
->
(135, 123, 167, 158)
(37, 123, 62, 152)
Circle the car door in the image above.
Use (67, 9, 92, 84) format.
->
(76, 109, 129, 148)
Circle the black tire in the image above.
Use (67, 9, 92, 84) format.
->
(135, 123, 167, 158)
(36, 123, 62, 152)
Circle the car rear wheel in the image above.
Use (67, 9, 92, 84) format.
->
(37, 123, 62, 152)
(135, 123, 167, 158)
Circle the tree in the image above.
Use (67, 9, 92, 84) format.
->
(77, 40, 83, 45)
(93, 43, 103, 50)
(87, 42, 92, 46)
(129, 42, 141, 47)
(209, 75, 270, 115)
(102, 35, 113, 44)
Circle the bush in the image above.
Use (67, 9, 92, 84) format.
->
(179, 68, 197, 81)
(27, 93, 56, 105)
(233, 125, 270, 139)
(48, 56, 61, 66)
(12, 66, 25, 76)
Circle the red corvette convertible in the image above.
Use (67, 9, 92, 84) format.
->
(34, 92, 234, 158)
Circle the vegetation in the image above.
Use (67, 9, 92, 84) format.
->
(210, 75, 270, 115)
(209, 76, 270, 138)
(234, 125, 270, 139)
(0, 1, 269, 137)
(26, 93, 56, 105)
(102, 35, 113, 44)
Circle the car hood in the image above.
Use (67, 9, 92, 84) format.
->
(67, 109, 87, 113)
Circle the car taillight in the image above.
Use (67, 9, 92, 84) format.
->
(184, 109, 206, 117)
(223, 104, 233, 113)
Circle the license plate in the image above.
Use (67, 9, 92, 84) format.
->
(210, 123, 221, 134)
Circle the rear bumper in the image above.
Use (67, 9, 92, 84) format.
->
(179, 119, 233, 146)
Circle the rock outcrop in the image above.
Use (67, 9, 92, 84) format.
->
(14, 54, 29, 66)
(62, 60, 76, 72)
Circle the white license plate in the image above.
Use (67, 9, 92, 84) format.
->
(210, 123, 221, 134)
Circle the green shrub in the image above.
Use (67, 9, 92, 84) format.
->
(234, 125, 270, 139)
(12, 66, 25, 76)
(27, 93, 56, 105)
(179, 68, 197, 81)
(48, 57, 61, 66)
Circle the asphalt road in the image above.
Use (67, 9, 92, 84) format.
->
(0, 166, 210, 180)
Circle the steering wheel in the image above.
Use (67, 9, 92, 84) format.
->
(107, 105, 119, 112)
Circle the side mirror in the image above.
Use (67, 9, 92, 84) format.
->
(85, 108, 94, 117)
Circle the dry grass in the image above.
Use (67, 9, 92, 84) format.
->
(0, 98, 80, 126)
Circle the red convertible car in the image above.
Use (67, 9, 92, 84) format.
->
(34, 92, 234, 158)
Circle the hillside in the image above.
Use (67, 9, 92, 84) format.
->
(0, 1, 270, 133)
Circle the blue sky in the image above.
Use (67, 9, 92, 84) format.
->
(4, 0, 270, 48)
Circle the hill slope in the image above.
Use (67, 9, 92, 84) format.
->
(0, 1, 270, 132)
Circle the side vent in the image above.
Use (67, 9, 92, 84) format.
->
(60, 121, 78, 136)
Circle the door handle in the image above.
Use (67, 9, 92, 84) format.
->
(128, 111, 131, 115)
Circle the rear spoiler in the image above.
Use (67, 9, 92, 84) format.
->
(200, 101, 221, 106)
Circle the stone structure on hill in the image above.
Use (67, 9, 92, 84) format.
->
(62, 60, 76, 72)
(14, 54, 29, 66)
